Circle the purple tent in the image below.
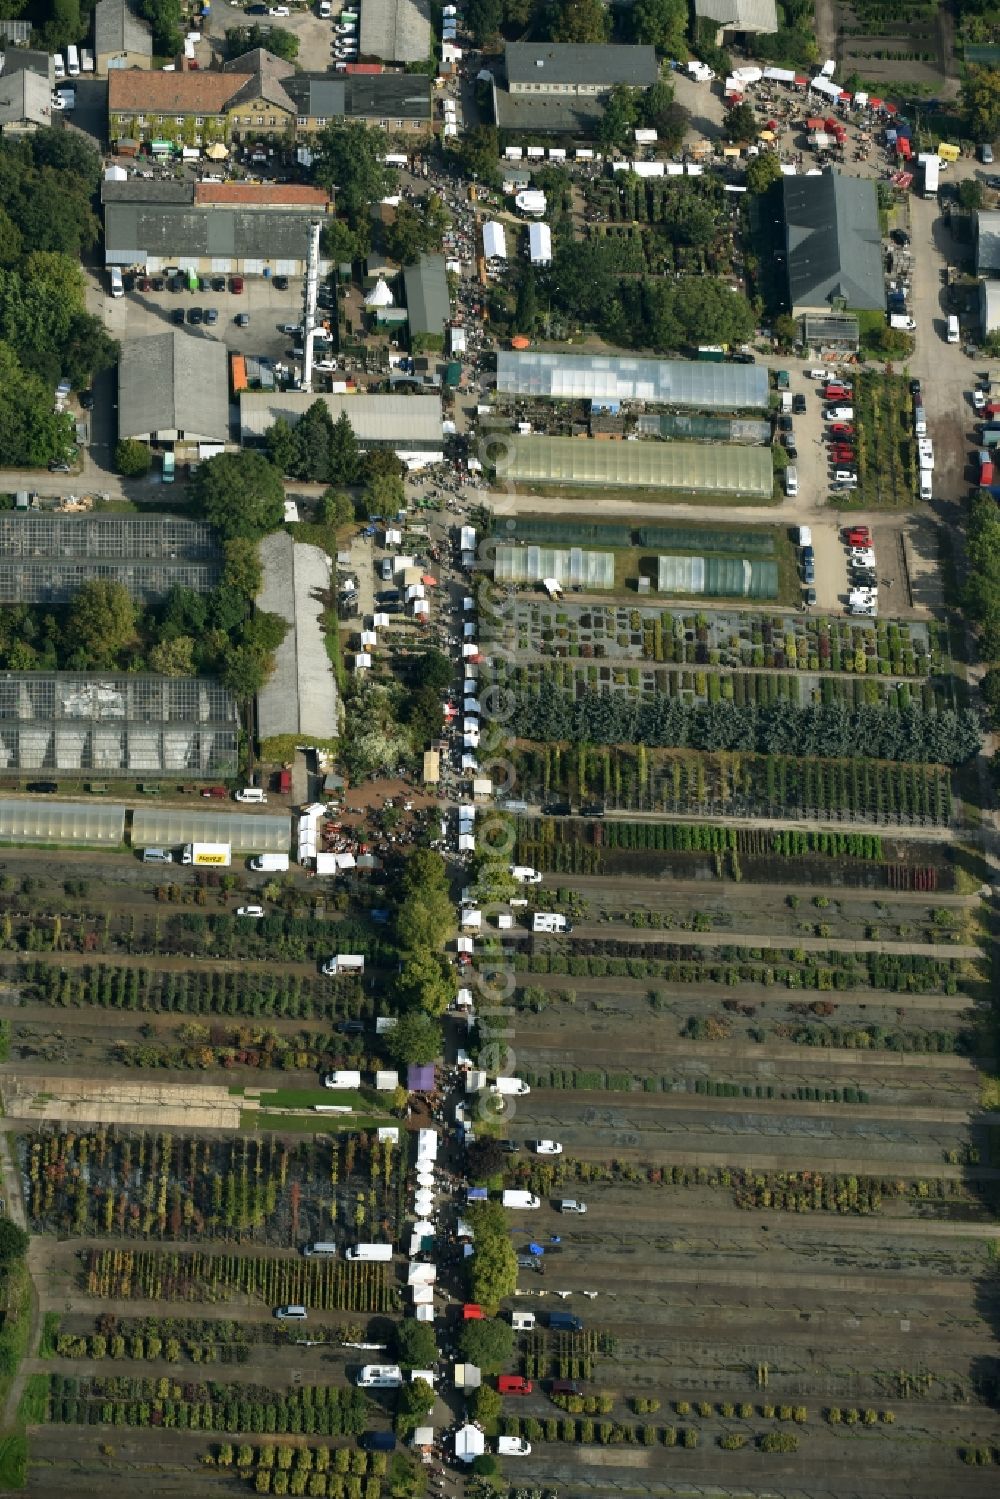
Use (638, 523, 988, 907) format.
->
(408, 1063, 436, 1092)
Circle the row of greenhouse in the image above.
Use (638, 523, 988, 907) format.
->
(0, 800, 291, 851)
(493, 545, 778, 599)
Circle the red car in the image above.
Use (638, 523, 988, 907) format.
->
(498, 1376, 533, 1396)
(844, 526, 871, 546)
(831, 448, 855, 463)
(230, 276, 244, 293)
(829, 424, 855, 437)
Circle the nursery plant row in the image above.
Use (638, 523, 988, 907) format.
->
(83, 1248, 397, 1313)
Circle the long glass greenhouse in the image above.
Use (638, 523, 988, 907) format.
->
(657, 555, 779, 599)
(0, 674, 238, 776)
(0, 515, 221, 602)
(496, 351, 769, 410)
(494, 545, 615, 588)
(131, 808, 292, 854)
(503, 436, 774, 497)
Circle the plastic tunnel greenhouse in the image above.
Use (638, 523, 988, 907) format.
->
(0, 799, 126, 846)
(494, 545, 615, 588)
(657, 555, 778, 599)
(131, 808, 293, 854)
(503, 437, 774, 497)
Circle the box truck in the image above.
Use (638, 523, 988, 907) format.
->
(502, 1190, 541, 1210)
(181, 843, 231, 867)
(250, 853, 289, 872)
(347, 1243, 394, 1261)
(302, 1242, 337, 1257)
(491, 1077, 530, 1096)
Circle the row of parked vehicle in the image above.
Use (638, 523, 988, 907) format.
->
(842, 524, 877, 616)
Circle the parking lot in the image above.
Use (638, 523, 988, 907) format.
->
(101, 272, 309, 365)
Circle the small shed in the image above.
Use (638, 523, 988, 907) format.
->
(454, 1363, 482, 1391)
(375, 1069, 400, 1091)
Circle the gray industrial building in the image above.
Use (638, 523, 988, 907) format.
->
(0, 673, 238, 776)
(403, 254, 450, 343)
(256, 532, 339, 745)
(0, 513, 221, 603)
(504, 42, 658, 95)
(782, 170, 883, 316)
(103, 179, 329, 279)
(496, 350, 769, 410)
(239, 392, 443, 460)
(359, 0, 431, 64)
(118, 332, 230, 447)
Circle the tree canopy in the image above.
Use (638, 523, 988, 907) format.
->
(395, 1320, 438, 1369)
(313, 122, 396, 230)
(66, 582, 139, 670)
(386, 1011, 442, 1067)
(266, 404, 361, 486)
(458, 1318, 514, 1374)
(383, 195, 450, 265)
(466, 1201, 518, 1312)
(962, 64, 1000, 141)
(194, 451, 285, 541)
(0, 340, 76, 468)
(548, 0, 610, 42)
(631, 0, 688, 55)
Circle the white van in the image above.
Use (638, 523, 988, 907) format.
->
(346, 1243, 393, 1261)
(53, 53, 65, 79)
(275, 1305, 307, 1320)
(81, 49, 94, 72)
(914, 405, 927, 436)
(66, 44, 80, 76)
(235, 786, 267, 803)
(785, 466, 798, 497)
(947, 315, 959, 344)
(302, 1242, 337, 1257)
(324, 1070, 362, 1089)
(110, 267, 124, 298)
(357, 1365, 403, 1388)
(919, 470, 933, 500)
(510, 865, 542, 884)
(511, 1311, 536, 1330)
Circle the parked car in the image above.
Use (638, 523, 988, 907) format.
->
(171, 307, 185, 325)
(151, 277, 165, 291)
(273, 275, 289, 290)
(829, 423, 855, 436)
(890, 228, 911, 246)
(803, 586, 816, 606)
(79, 389, 94, 410)
(211, 276, 226, 292)
(205, 308, 218, 325)
(236, 905, 265, 919)
(802, 558, 815, 584)
(26, 781, 58, 793)
(825, 407, 854, 421)
(235, 313, 250, 328)
(833, 468, 857, 482)
(792, 393, 806, 414)
(777, 413, 792, 434)
(187, 307, 203, 325)
(533, 1140, 563, 1155)
(230, 276, 244, 293)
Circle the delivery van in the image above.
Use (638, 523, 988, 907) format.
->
(919, 470, 933, 500)
(346, 1243, 393, 1261)
(502, 1190, 541, 1210)
(947, 315, 959, 344)
(275, 1305, 307, 1320)
(511, 1312, 536, 1330)
(250, 853, 289, 872)
(142, 847, 174, 864)
(532, 913, 571, 933)
(914, 405, 927, 436)
(785, 466, 798, 497)
(110, 267, 124, 298)
(302, 1242, 337, 1257)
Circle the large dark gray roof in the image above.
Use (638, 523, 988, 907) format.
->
(782, 170, 883, 313)
(976, 211, 1000, 275)
(94, 0, 152, 57)
(283, 72, 430, 121)
(494, 91, 603, 135)
(505, 42, 658, 89)
(105, 199, 319, 261)
(403, 253, 449, 337)
(118, 332, 229, 443)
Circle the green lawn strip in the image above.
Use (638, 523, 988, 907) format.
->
(0, 1436, 25, 1490)
(15, 1379, 46, 1428)
(255, 1087, 373, 1111)
(243, 1111, 384, 1134)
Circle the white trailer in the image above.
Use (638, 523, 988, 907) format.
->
(502, 1189, 541, 1209)
(532, 912, 569, 933)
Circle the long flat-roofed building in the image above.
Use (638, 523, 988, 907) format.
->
(496, 351, 769, 409)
